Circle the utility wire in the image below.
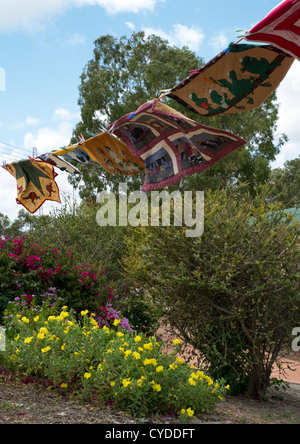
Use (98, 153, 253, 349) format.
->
(0, 140, 32, 154)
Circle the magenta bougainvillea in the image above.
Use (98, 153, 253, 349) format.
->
(0, 237, 133, 331)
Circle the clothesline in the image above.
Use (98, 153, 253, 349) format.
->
(2, 0, 299, 214)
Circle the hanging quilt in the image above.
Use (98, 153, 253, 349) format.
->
(3, 157, 61, 214)
(38, 153, 81, 174)
(56, 132, 145, 176)
(245, 0, 300, 61)
(108, 100, 246, 191)
(167, 42, 294, 117)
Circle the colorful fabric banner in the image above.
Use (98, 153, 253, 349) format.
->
(108, 100, 246, 191)
(3, 158, 61, 214)
(245, 0, 300, 61)
(167, 43, 294, 117)
(56, 132, 145, 176)
(38, 153, 81, 174)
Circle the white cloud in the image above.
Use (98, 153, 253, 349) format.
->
(143, 24, 205, 52)
(0, 0, 165, 32)
(8, 115, 40, 130)
(62, 33, 87, 47)
(24, 107, 80, 152)
(125, 21, 136, 31)
(209, 31, 229, 53)
(272, 60, 300, 168)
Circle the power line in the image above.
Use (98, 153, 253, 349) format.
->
(0, 140, 32, 154)
(0, 146, 31, 159)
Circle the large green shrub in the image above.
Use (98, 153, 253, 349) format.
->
(123, 186, 300, 399)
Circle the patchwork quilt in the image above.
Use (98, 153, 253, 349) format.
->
(56, 132, 145, 176)
(167, 43, 294, 117)
(3, 158, 61, 214)
(245, 0, 300, 61)
(108, 100, 246, 191)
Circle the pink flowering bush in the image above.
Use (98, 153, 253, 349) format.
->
(0, 237, 132, 331)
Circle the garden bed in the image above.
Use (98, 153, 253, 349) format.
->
(0, 377, 299, 424)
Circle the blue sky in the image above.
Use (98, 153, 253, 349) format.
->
(0, 0, 299, 220)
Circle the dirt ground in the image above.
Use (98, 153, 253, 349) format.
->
(0, 377, 300, 424)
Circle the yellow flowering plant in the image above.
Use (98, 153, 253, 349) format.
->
(1, 301, 228, 418)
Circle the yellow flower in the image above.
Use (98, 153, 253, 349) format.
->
(156, 366, 164, 373)
(117, 332, 124, 338)
(122, 378, 131, 387)
(84, 373, 91, 379)
(225, 385, 230, 390)
(134, 335, 142, 342)
(61, 383, 68, 388)
(173, 338, 181, 345)
(132, 352, 141, 360)
(89, 366, 94, 370)
(21, 316, 29, 324)
(33, 316, 39, 322)
(143, 358, 157, 366)
(113, 319, 120, 326)
(151, 382, 161, 392)
(74, 352, 79, 356)
(24, 337, 33, 344)
(110, 381, 116, 387)
(60, 311, 69, 318)
(81, 310, 89, 316)
(124, 350, 132, 359)
(41, 346, 50, 353)
(48, 316, 56, 321)
(188, 377, 196, 386)
(39, 327, 48, 335)
(175, 357, 184, 365)
(15, 349, 19, 354)
(37, 332, 45, 340)
(61, 344, 65, 350)
(14, 334, 20, 341)
(97, 363, 103, 371)
(169, 363, 177, 370)
(186, 408, 194, 417)
(143, 342, 153, 351)
(181, 409, 186, 414)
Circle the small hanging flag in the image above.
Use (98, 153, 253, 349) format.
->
(3, 157, 61, 214)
